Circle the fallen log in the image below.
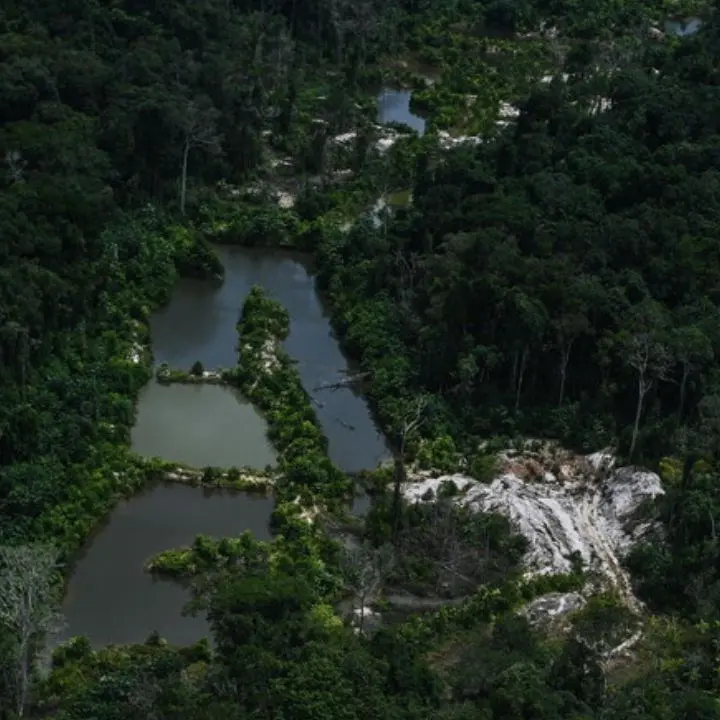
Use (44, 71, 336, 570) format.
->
(313, 371, 370, 392)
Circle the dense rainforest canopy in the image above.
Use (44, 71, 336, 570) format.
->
(3, 0, 720, 717)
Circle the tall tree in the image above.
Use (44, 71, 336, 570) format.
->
(671, 303, 716, 424)
(617, 299, 672, 460)
(341, 543, 394, 633)
(0, 545, 63, 717)
(175, 99, 221, 214)
(391, 394, 429, 543)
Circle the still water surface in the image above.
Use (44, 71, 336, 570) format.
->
(665, 17, 702, 36)
(131, 380, 276, 469)
(150, 246, 389, 473)
(60, 484, 273, 648)
(377, 89, 426, 136)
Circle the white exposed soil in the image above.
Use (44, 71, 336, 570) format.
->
(245, 337, 281, 393)
(332, 131, 357, 145)
(437, 130, 484, 149)
(521, 591, 586, 624)
(277, 191, 295, 209)
(403, 443, 664, 610)
(163, 466, 273, 489)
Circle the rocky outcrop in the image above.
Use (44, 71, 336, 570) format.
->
(403, 443, 664, 609)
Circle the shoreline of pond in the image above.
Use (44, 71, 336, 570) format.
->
(59, 244, 387, 648)
(56, 482, 276, 649)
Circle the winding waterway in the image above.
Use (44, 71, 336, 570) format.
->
(61, 246, 387, 648)
(148, 246, 389, 473)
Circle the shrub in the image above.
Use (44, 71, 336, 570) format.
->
(468, 453, 499, 484)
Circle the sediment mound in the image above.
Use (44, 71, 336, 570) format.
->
(404, 443, 664, 609)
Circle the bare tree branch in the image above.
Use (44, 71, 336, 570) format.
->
(5, 151, 27, 184)
(0, 545, 64, 717)
(177, 101, 222, 214)
(341, 543, 394, 633)
(313, 371, 370, 392)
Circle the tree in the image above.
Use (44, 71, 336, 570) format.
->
(617, 299, 672, 460)
(677, 391, 720, 488)
(551, 638, 605, 712)
(554, 309, 589, 407)
(552, 274, 597, 407)
(208, 572, 316, 710)
(391, 394, 429, 543)
(397, 502, 526, 596)
(570, 593, 640, 661)
(176, 100, 221, 214)
(671, 303, 716, 423)
(506, 290, 548, 411)
(4, 151, 26, 185)
(341, 543, 394, 633)
(0, 545, 63, 717)
(673, 324, 713, 423)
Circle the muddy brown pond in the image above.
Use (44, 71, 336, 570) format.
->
(60, 247, 388, 649)
(58, 484, 273, 649)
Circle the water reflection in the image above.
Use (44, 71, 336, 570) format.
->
(665, 17, 702, 36)
(377, 89, 426, 136)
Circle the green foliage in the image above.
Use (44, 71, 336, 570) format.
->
(518, 571, 586, 600)
(147, 531, 270, 578)
(199, 197, 303, 248)
(467, 451, 499, 484)
(312, 14, 720, 473)
(40, 638, 218, 720)
(156, 363, 189, 384)
(0, 209, 202, 553)
(437, 478, 459, 499)
(628, 467, 720, 620)
(156, 363, 233, 385)
(170, 225, 224, 279)
(570, 593, 641, 656)
(233, 286, 351, 504)
(5, 0, 720, 717)
(416, 436, 460, 473)
(201, 466, 222, 485)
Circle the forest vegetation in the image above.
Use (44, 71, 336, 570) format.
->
(2, 0, 720, 717)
